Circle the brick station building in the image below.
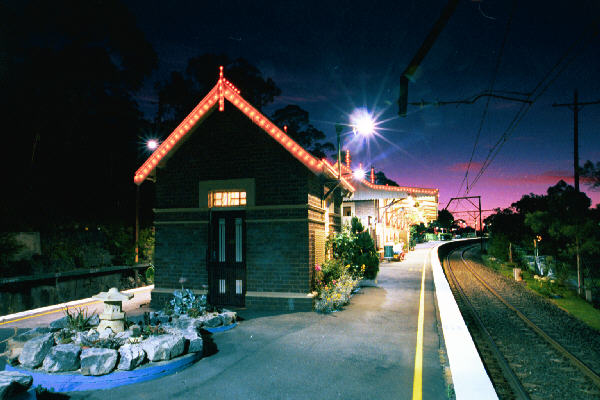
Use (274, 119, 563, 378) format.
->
(134, 68, 353, 311)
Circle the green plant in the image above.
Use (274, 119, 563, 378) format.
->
(139, 227, 155, 263)
(0, 232, 23, 265)
(187, 307, 202, 318)
(64, 307, 95, 331)
(170, 288, 206, 316)
(80, 335, 125, 349)
(326, 217, 379, 279)
(145, 264, 155, 283)
(141, 324, 166, 338)
(314, 264, 362, 313)
(321, 259, 345, 284)
(55, 329, 74, 344)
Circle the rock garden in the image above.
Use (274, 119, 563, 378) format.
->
(2, 287, 237, 397)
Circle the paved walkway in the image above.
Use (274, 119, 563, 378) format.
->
(2, 245, 448, 399)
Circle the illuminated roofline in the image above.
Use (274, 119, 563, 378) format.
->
(134, 67, 353, 189)
(332, 161, 438, 196)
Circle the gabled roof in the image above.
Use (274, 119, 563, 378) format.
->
(134, 67, 354, 192)
(333, 162, 438, 198)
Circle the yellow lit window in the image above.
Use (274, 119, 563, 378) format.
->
(209, 191, 247, 207)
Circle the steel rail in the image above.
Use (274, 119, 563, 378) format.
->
(459, 246, 600, 390)
(444, 248, 530, 400)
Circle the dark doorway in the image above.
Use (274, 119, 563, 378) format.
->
(208, 211, 246, 306)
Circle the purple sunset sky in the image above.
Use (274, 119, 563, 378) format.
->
(125, 0, 600, 216)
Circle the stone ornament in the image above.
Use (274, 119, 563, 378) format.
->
(92, 287, 133, 333)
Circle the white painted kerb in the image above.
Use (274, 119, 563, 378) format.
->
(0, 285, 154, 323)
(430, 244, 498, 400)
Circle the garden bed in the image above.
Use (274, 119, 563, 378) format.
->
(3, 289, 238, 393)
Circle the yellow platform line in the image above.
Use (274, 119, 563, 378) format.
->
(412, 256, 427, 400)
(0, 300, 101, 326)
(0, 285, 154, 326)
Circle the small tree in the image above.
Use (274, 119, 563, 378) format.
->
(327, 217, 379, 279)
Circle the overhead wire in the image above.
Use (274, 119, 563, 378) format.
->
(457, 0, 517, 197)
(464, 15, 600, 195)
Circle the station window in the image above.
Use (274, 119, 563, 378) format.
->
(209, 191, 247, 207)
(343, 206, 352, 216)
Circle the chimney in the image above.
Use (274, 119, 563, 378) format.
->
(370, 166, 375, 184)
(345, 150, 351, 168)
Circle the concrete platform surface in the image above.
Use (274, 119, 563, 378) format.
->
(2, 247, 451, 399)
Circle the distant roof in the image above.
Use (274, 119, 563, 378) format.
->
(332, 162, 438, 200)
(134, 67, 354, 192)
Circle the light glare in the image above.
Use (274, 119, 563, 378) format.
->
(353, 167, 366, 180)
(350, 109, 376, 136)
(147, 139, 159, 150)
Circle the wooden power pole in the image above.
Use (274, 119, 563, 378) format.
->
(552, 91, 600, 296)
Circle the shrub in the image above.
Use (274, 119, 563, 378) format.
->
(326, 217, 379, 279)
(0, 232, 23, 265)
(64, 307, 95, 332)
(169, 288, 206, 316)
(314, 264, 363, 313)
(321, 259, 345, 284)
(145, 264, 155, 283)
(81, 335, 125, 349)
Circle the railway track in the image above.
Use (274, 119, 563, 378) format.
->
(444, 244, 600, 400)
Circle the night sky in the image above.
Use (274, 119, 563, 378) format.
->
(126, 0, 600, 216)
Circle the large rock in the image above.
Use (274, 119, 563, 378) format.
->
(183, 329, 203, 353)
(173, 315, 202, 331)
(203, 314, 222, 328)
(141, 334, 185, 362)
(164, 326, 204, 354)
(88, 314, 100, 326)
(115, 330, 133, 341)
(0, 371, 33, 400)
(49, 316, 68, 331)
(117, 343, 146, 371)
(42, 344, 81, 372)
(80, 348, 118, 376)
(18, 333, 54, 368)
(98, 327, 114, 339)
(6, 328, 51, 363)
(219, 311, 236, 326)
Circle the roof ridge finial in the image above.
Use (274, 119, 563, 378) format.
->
(219, 65, 224, 80)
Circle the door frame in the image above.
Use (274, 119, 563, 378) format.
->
(207, 210, 246, 306)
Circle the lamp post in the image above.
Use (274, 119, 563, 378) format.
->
(335, 123, 343, 181)
(135, 139, 159, 264)
(334, 110, 376, 182)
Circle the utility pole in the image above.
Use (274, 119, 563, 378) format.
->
(552, 90, 600, 191)
(552, 92, 600, 296)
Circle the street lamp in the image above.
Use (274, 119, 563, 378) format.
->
(146, 139, 159, 151)
(353, 165, 366, 180)
(334, 109, 376, 182)
(350, 108, 376, 137)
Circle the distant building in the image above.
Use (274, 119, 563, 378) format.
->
(134, 68, 353, 311)
(336, 155, 438, 251)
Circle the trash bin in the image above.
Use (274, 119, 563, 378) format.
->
(384, 245, 394, 259)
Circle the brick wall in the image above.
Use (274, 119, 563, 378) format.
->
(152, 105, 326, 308)
(153, 223, 208, 290)
(246, 220, 309, 293)
(156, 108, 309, 209)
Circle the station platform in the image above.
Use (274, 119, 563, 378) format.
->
(1, 242, 496, 399)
